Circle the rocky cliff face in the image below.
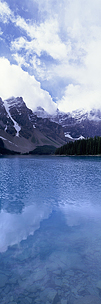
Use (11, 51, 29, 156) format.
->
(0, 97, 66, 153)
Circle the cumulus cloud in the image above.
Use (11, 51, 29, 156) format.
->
(13, 53, 29, 68)
(11, 18, 67, 60)
(56, 37, 101, 111)
(57, 84, 101, 112)
(0, 0, 13, 23)
(0, 0, 101, 112)
(0, 57, 57, 113)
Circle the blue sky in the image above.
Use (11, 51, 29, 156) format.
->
(0, 0, 101, 113)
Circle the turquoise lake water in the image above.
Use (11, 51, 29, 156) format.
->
(0, 156, 101, 304)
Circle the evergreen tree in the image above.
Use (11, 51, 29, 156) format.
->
(55, 137, 101, 156)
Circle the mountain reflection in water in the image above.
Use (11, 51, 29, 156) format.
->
(0, 156, 101, 304)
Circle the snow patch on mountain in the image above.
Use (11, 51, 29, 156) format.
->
(64, 133, 73, 139)
(0, 136, 18, 147)
(34, 107, 101, 124)
(4, 100, 21, 137)
(4, 126, 7, 131)
(63, 108, 101, 122)
(88, 109, 101, 121)
(77, 135, 85, 140)
(64, 133, 85, 141)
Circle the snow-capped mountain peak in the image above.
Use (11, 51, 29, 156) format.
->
(34, 106, 51, 119)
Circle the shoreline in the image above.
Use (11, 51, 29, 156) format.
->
(54, 154, 101, 157)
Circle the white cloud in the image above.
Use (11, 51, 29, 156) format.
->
(0, 57, 57, 113)
(11, 36, 27, 51)
(0, 26, 3, 35)
(0, 0, 13, 23)
(57, 84, 101, 112)
(56, 32, 101, 112)
(11, 18, 67, 61)
(36, 0, 101, 30)
(13, 53, 29, 68)
(1, 0, 101, 112)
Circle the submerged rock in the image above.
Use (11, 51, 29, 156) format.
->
(61, 300, 67, 304)
(74, 295, 101, 304)
(96, 280, 101, 289)
(52, 292, 60, 303)
(43, 288, 57, 302)
(0, 273, 7, 287)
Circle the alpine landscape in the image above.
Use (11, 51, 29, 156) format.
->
(0, 1, 101, 304)
(0, 96, 101, 155)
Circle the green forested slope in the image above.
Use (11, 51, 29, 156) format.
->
(55, 137, 101, 155)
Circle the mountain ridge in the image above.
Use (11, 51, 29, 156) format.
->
(0, 96, 101, 154)
(0, 97, 66, 154)
(35, 106, 101, 138)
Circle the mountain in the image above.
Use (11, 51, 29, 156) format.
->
(35, 107, 101, 139)
(55, 108, 101, 139)
(0, 96, 101, 154)
(0, 97, 66, 154)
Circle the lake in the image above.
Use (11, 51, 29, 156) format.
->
(0, 156, 101, 304)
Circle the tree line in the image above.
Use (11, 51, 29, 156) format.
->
(55, 136, 101, 156)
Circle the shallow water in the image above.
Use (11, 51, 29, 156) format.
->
(0, 156, 101, 304)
